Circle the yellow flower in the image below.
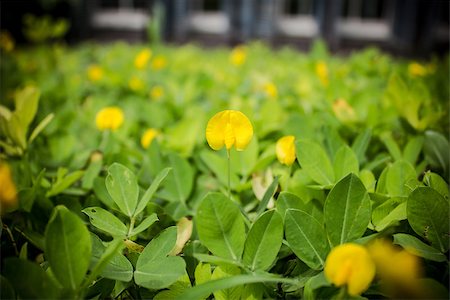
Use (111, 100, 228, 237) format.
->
(324, 243, 376, 296)
(95, 106, 124, 131)
(141, 128, 160, 149)
(408, 62, 427, 77)
(129, 76, 145, 91)
(0, 162, 18, 214)
(230, 46, 247, 66)
(87, 64, 103, 82)
(368, 239, 421, 284)
(315, 61, 329, 86)
(0, 31, 14, 52)
(276, 136, 296, 166)
(263, 82, 277, 99)
(151, 55, 167, 70)
(206, 110, 253, 151)
(134, 48, 152, 69)
(332, 98, 357, 123)
(150, 85, 164, 100)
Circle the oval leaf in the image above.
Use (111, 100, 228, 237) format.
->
(296, 139, 334, 186)
(333, 145, 359, 182)
(324, 173, 371, 246)
(82, 207, 128, 237)
(106, 163, 139, 217)
(196, 193, 245, 261)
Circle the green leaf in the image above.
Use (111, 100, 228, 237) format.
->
(380, 132, 402, 161)
(82, 155, 103, 190)
(407, 187, 449, 252)
(423, 172, 449, 199)
(296, 139, 334, 186)
(93, 177, 118, 210)
(351, 128, 372, 164)
(46, 170, 85, 197)
(333, 145, 359, 182)
(193, 254, 244, 268)
(14, 85, 40, 130)
(230, 138, 259, 177)
(199, 150, 240, 190)
(196, 193, 245, 261)
(372, 198, 407, 231)
(154, 274, 191, 300)
(130, 213, 158, 236)
(90, 234, 133, 282)
(276, 192, 323, 223)
(195, 262, 212, 285)
(176, 274, 299, 300)
(393, 233, 447, 262)
(255, 176, 279, 217)
(285, 209, 330, 270)
(4, 258, 59, 299)
(134, 167, 171, 216)
(243, 210, 283, 271)
(160, 153, 194, 203)
(211, 265, 243, 300)
(324, 173, 371, 246)
(386, 160, 418, 197)
(135, 227, 186, 289)
(82, 207, 128, 237)
(403, 136, 424, 165)
(106, 163, 139, 217)
(45, 205, 91, 290)
(424, 131, 449, 175)
(0, 275, 15, 300)
(28, 113, 54, 144)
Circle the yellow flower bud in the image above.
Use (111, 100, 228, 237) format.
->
(206, 110, 253, 151)
(230, 46, 247, 66)
(95, 106, 124, 131)
(0, 162, 18, 214)
(151, 55, 167, 70)
(324, 243, 376, 296)
(134, 48, 152, 69)
(141, 128, 160, 149)
(150, 85, 164, 100)
(315, 61, 329, 87)
(87, 64, 103, 82)
(276, 135, 296, 166)
(263, 82, 278, 99)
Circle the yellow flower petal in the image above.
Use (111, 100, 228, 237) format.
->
(325, 243, 375, 296)
(134, 48, 152, 69)
(276, 135, 296, 166)
(141, 128, 160, 149)
(316, 61, 329, 86)
(151, 55, 167, 70)
(408, 62, 427, 77)
(230, 46, 247, 66)
(95, 106, 124, 131)
(0, 162, 18, 213)
(205, 110, 253, 151)
(87, 64, 103, 82)
(263, 82, 278, 99)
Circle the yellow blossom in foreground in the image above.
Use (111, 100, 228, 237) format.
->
(151, 55, 167, 70)
(95, 106, 124, 131)
(150, 85, 164, 100)
(315, 61, 329, 86)
(324, 243, 376, 296)
(276, 136, 296, 166)
(87, 64, 103, 82)
(134, 48, 152, 69)
(332, 98, 357, 123)
(263, 82, 278, 99)
(408, 62, 427, 77)
(129, 76, 145, 91)
(0, 31, 14, 52)
(206, 110, 253, 151)
(0, 162, 18, 214)
(230, 46, 247, 66)
(141, 128, 160, 149)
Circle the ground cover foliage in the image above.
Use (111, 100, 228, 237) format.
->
(0, 39, 449, 299)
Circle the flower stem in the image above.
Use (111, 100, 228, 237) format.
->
(227, 149, 231, 201)
(127, 216, 135, 238)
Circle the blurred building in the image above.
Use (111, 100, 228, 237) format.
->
(1, 0, 448, 56)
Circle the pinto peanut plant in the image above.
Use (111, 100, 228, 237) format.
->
(0, 40, 449, 299)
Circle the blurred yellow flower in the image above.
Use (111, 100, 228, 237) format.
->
(0, 162, 18, 214)
(276, 136, 296, 166)
(332, 98, 357, 123)
(408, 62, 427, 77)
(141, 128, 160, 149)
(95, 106, 124, 131)
(368, 239, 422, 284)
(263, 82, 277, 99)
(134, 48, 152, 69)
(0, 31, 14, 52)
(151, 55, 167, 70)
(324, 243, 375, 296)
(315, 61, 329, 86)
(150, 85, 164, 100)
(230, 46, 247, 66)
(129, 76, 145, 91)
(206, 110, 253, 151)
(87, 64, 103, 82)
